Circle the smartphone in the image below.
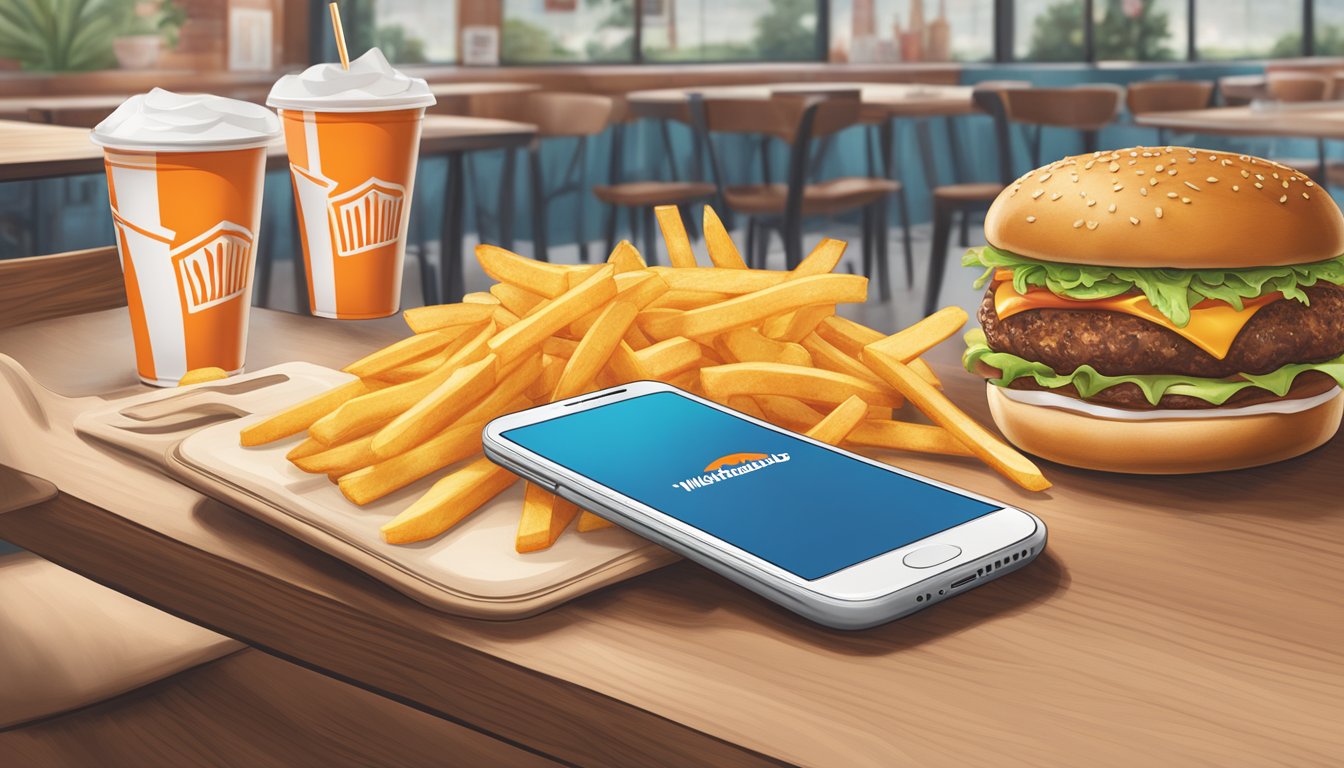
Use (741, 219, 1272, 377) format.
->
(483, 381, 1046, 630)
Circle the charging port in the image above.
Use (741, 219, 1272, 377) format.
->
(950, 574, 978, 589)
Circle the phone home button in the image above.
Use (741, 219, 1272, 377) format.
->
(902, 544, 962, 569)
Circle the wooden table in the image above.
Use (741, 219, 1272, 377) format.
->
(1135, 102, 1344, 139)
(1, 304, 1340, 767)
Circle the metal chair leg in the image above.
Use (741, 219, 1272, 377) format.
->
(874, 201, 891, 303)
(577, 136, 590, 263)
(643, 206, 657, 268)
(861, 206, 874, 282)
(528, 143, 548, 262)
(958, 208, 971, 248)
(745, 216, 756, 267)
(499, 147, 517, 250)
(894, 186, 914, 288)
(925, 203, 955, 317)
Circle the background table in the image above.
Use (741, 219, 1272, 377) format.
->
(1135, 102, 1344, 139)
(0, 292, 1339, 766)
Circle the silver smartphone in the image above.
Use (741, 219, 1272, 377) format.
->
(483, 381, 1046, 630)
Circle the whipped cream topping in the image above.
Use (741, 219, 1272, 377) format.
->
(267, 48, 436, 112)
(91, 88, 281, 151)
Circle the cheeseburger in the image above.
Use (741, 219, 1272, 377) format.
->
(963, 146, 1344, 473)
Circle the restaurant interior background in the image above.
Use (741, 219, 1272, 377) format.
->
(0, 0, 1336, 304)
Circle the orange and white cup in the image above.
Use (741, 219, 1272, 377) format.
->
(268, 48, 437, 319)
(91, 89, 281, 387)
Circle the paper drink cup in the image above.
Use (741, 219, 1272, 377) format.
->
(91, 89, 281, 387)
(268, 48, 437, 319)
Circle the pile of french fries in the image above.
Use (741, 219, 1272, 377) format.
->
(239, 205, 1049, 553)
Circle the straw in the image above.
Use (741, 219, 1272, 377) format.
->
(329, 3, 350, 70)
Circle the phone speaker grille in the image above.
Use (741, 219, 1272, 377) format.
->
(975, 547, 1032, 578)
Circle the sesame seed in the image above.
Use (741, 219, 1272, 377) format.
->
(1139, 187, 1149, 196)
(1073, 219, 1083, 229)
(1084, 160, 1096, 170)
(1086, 221, 1099, 230)
(1184, 181, 1201, 191)
(1087, 199, 1097, 207)
(1149, 177, 1157, 186)
(1168, 169, 1178, 176)
(1136, 169, 1146, 176)
(1113, 184, 1124, 191)
(1188, 148, 1197, 154)
(1156, 164, 1165, 172)
(1182, 196, 1192, 204)
(1167, 191, 1178, 198)
(1051, 192, 1062, 200)
(1304, 192, 1311, 200)
(1280, 195, 1288, 204)
(1039, 172, 1052, 181)
(1273, 172, 1280, 179)
(1208, 155, 1216, 161)
(1233, 185, 1240, 192)
(1241, 170, 1250, 178)
(1155, 206, 1163, 218)
(1255, 182, 1263, 189)
(1282, 180, 1290, 189)
(1108, 203, 1117, 213)
(1130, 216, 1140, 225)
(1130, 151, 1138, 157)
(1128, 159, 1138, 166)
(1032, 189, 1044, 199)
(1256, 174, 1264, 180)
(1109, 162, 1120, 172)
(1071, 174, 1080, 182)
(1026, 215, 1036, 223)
(1307, 180, 1316, 187)
(1221, 159, 1232, 167)
(1206, 177, 1219, 183)
(1079, 191, 1087, 197)
(1187, 157, 1196, 163)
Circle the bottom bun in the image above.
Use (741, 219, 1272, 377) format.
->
(985, 384, 1344, 474)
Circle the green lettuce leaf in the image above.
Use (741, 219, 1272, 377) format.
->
(963, 329, 1344, 406)
(962, 246, 1344, 328)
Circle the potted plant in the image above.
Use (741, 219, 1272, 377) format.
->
(110, 0, 184, 70)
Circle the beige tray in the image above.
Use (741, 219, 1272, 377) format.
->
(75, 362, 677, 619)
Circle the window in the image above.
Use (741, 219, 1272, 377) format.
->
(830, 1, 993, 63)
(641, 0, 817, 62)
(502, 0, 635, 63)
(1316, 0, 1344, 55)
(1014, 0, 1085, 61)
(1093, 0, 1185, 61)
(1195, 0, 1304, 60)
(326, 0, 455, 65)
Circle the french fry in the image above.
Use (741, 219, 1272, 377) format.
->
(569, 271, 668, 338)
(490, 282, 546, 317)
(703, 206, 746, 269)
(640, 274, 867, 340)
(542, 336, 579, 358)
(309, 326, 492, 445)
(529, 355, 566, 400)
(634, 336, 701, 380)
(372, 354, 500, 458)
(650, 267, 786, 294)
(488, 265, 617, 363)
(345, 327, 460, 379)
(240, 378, 380, 446)
(655, 204, 698, 268)
(800, 333, 891, 389)
(845, 420, 974, 457)
(285, 437, 328, 461)
(650, 289, 735, 310)
(516, 483, 581, 553)
(292, 433, 378, 476)
(577, 510, 614, 532)
(178, 367, 228, 386)
(805, 395, 868, 445)
(866, 307, 969, 363)
(477, 243, 573, 297)
(380, 457, 519, 544)
(791, 237, 846, 277)
(816, 315, 943, 389)
(755, 394, 825, 431)
(402, 302, 495, 334)
(374, 325, 489, 382)
(624, 323, 653, 349)
(721, 327, 811, 367)
(860, 347, 1050, 490)
(700, 362, 903, 408)
(606, 239, 647, 273)
(461, 292, 500, 305)
(493, 306, 521, 328)
(727, 396, 767, 420)
(909, 359, 942, 389)
(607, 341, 646, 382)
(761, 304, 835, 343)
(339, 417, 487, 505)
(553, 300, 639, 400)
(565, 265, 604, 288)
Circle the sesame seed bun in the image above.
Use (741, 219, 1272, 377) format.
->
(984, 146, 1344, 269)
(985, 384, 1343, 474)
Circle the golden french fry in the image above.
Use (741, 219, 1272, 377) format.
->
(720, 327, 811, 367)
(606, 239, 647, 273)
(666, 368, 701, 394)
(755, 394, 824, 431)
(860, 347, 1050, 491)
(569, 271, 668, 338)
(606, 341, 646, 382)
(339, 417, 487, 505)
(641, 274, 867, 340)
(285, 437, 328, 461)
(345, 328, 458, 378)
(635, 336, 701, 380)
(403, 302, 495, 334)
(516, 483, 581, 553)
(564, 265, 604, 288)
(542, 336, 579, 358)
(804, 395, 868, 445)
(703, 206, 746, 269)
(490, 282, 546, 317)
(553, 300, 639, 401)
(477, 243, 572, 297)
(909, 358, 942, 389)
(310, 326, 492, 445)
(461, 292, 500, 305)
(493, 306, 521, 328)
(381, 457, 519, 544)
(624, 323, 653, 349)
(816, 315, 942, 388)
(528, 355, 566, 400)
(577, 510, 614, 532)
(727, 396, 767, 420)
(292, 433, 378, 476)
(791, 237, 846, 277)
(178, 367, 228, 386)
(699, 362, 902, 408)
(761, 304, 835, 343)
(240, 378, 379, 446)
(649, 267, 786, 294)
(866, 306, 969, 363)
(845, 420, 974, 457)
(650, 289, 736, 310)
(655, 204, 698, 268)
(488, 265, 617, 363)
(800, 332, 891, 389)
(372, 353, 499, 459)
(375, 324, 490, 382)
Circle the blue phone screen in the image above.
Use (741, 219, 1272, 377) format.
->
(502, 391, 998, 580)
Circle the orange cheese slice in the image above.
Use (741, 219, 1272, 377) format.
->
(993, 281, 1281, 360)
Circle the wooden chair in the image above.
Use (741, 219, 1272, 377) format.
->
(1265, 72, 1333, 180)
(1126, 80, 1214, 144)
(695, 94, 901, 298)
(524, 92, 614, 263)
(593, 96, 716, 265)
(923, 83, 1025, 317)
(1000, 85, 1124, 168)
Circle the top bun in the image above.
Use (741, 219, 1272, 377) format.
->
(984, 146, 1344, 268)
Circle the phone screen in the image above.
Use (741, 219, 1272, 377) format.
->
(502, 391, 998, 580)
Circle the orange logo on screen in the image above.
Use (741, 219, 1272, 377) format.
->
(703, 452, 769, 472)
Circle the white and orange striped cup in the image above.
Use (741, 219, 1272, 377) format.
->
(268, 48, 437, 319)
(91, 89, 281, 387)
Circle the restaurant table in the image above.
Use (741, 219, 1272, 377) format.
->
(0, 116, 535, 304)
(1135, 102, 1344, 140)
(0, 299, 1339, 766)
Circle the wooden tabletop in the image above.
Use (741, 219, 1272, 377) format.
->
(1136, 101, 1344, 139)
(0, 306, 1340, 766)
(625, 82, 976, 120)
(0, 116, 535, 182)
